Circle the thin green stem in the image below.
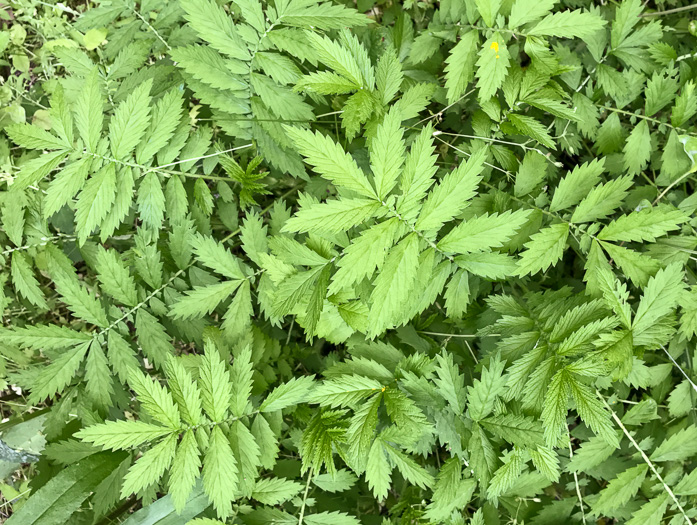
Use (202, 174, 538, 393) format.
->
(298, 467, 314, 525)
(599, 391, 693, 525)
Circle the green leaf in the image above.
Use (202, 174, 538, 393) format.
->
(528, 9, 606, 41)
(181, 0, 250, 61)
(416, 148, 486, 232)
(230, 346, 253, 418)
(282, 198, 381, 234)
(137, 172, 166, 230)
(304, 511, 361, 525)
(434, 352, 467, 413)
(77, 420, 171, 450)
(509, 0, 556, 28)
(329, 217, 402, 294)
(599, 206, 689, 242)
(260, 375, 315, 412)
(202, 426, 238, 519)
(376, 47, 402, 105)
(169, 281, 242, 320)
(541, 369, 570, 446)
(165, 356, 203, 426)
(633, 263, 684, 338)
(121, 434, 177, 497)
(367, 233, 420, 337)
(382, 442, 434, 489)
(423, 459, 476, 521)
(129, 369, 181, 430)
(313, 469, 357, 493)
(95, 246, 138, 307)
(5, 453, 125, 525)
(516, 223, 569, 276)
(487, 448, 524, 501)
(168, 430, 201, 512)
(623, 120, 651, 176)
(73, 68, 103, 152)
(11, 251, 47, 309)
(29, 341, 90, 402)
(121, 484, 209, 525)
(6, 122, 70, 150)
(508, 113, 556, 150)
(10, 150, 68, 191)
(0, 324, 91, 350)
(480, 413, 545, 447)
(252, 477, 303, 505)
(650, 425, 697, 462)
(600, 242, 659, 288)
(286, 126, 377, 198)
(198, 342, 232, 423)
(570, 175, 633, 223)
(109, 79, 152, 160)
(468, 354, 506, 421)
(365, 439, 391, 500)
(444, 32, 479, 104)
(627, 495, 669, 525)
(476, 35, 510, 102)
(309, 375, 383, 408)
(75, 162, 116, 245)
(370, 108, 405, 200)
(550, 158, 605, 212)
(567, 377, 619, 447)
(438, 210, 531, 253)
(592, 464, 648, 515)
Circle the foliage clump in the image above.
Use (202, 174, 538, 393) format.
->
(1, 0, 697, 524)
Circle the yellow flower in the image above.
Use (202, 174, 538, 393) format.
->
(490, 41, 500, 59)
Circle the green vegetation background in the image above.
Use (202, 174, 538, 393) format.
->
(1, 0, 697, 524)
